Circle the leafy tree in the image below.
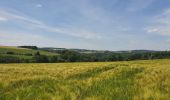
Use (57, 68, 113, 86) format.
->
(18, 46, 38, 50)
(34, 55, 49, 63)
(6, 52, 15, 54)
(34, 51, 40, 56)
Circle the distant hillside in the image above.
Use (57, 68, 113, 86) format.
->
(40, 47, 157, 54)
(0, 46, 58, 56)
(116, 50, 157, 53)
(0, 46, 59, 63)
(40, 47, 104, 53)
(1, 46, 170, 63)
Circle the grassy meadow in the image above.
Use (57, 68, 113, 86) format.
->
(0, 59, 170, 100)
(0, 46, 58, 62)
(0, 46, 56, 56)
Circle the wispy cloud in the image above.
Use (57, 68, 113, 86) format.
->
(0, 8, 102, 40)
(0, 30, 102, 49)
(0, 30, 72, 47)
(146, 8, 170, 36)
(0, 9, 43, 25)
(35, 24, 102, 39)
(0, 16, 7, 21)
(0, 30, 55, 46)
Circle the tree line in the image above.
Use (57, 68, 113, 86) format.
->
(1, 50, 170, 63)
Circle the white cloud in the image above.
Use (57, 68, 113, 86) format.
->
(167, 39, 170, 42)
(35, 4, 42, 8)
(146, 8, 170, 36)
(146, 28, 158, 33)
(0, 16, 7, 21)
(0, 10, 43, 25)
(33, 22, 102, 40)
(0, 9, 102, 40)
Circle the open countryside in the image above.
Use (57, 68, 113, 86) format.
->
(1, 0, 170, 99)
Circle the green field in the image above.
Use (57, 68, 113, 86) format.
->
(0, 46, 57, 56)
(0, 46, 58, 62)
(0, 59, 170, 100)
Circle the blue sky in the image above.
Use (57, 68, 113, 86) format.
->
(0, 0, 170, 50)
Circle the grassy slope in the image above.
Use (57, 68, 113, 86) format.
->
(0, 59, 170, 100)
(0, 46, 58, 59)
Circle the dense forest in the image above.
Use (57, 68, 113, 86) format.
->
(1, 46, 170, 63)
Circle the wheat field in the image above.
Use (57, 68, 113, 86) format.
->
(0, 59, 170, 100)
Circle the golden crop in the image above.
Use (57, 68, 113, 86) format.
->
(0, 59, 170, 100)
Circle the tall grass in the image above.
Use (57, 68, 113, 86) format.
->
(0, 59, 170, 100)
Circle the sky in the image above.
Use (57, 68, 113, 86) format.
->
(0, 0, 170, 50)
